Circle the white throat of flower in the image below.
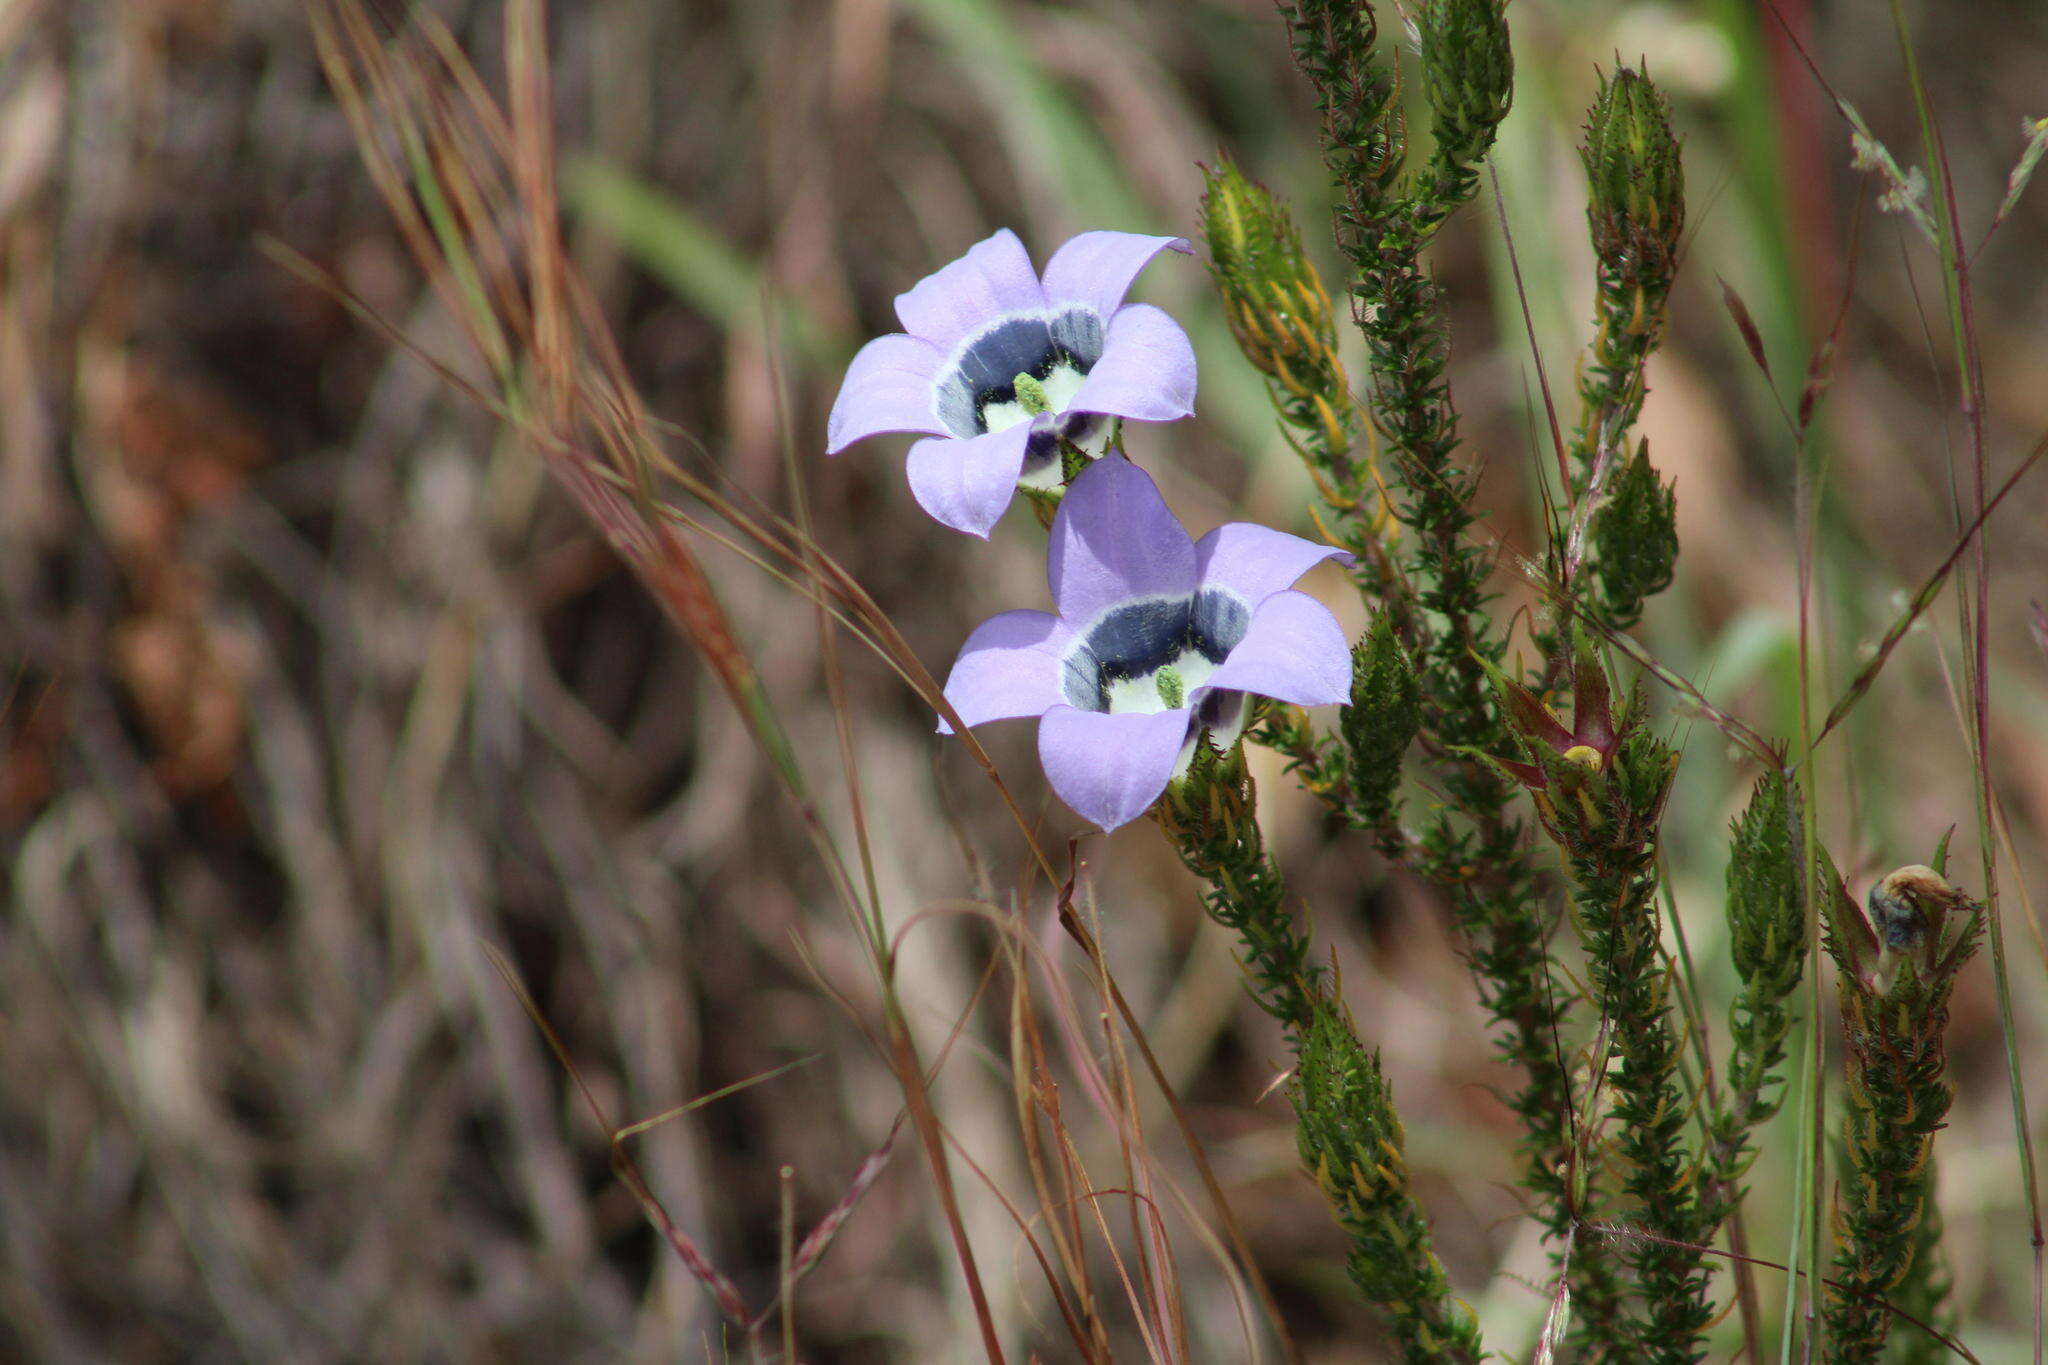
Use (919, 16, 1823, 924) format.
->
(1101, 647, 1219, 715)
(1015, 417, 1116, 491)
(979, 359, 1088, 436)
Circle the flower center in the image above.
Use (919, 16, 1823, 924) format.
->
(933, 307, 1105, 441)
(977, 359, 1088, 435)
(1062, 589, 1251, 715)
(1101, 649, 1217, 715)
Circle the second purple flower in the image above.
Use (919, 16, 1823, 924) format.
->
(940, 456, 1353, 831)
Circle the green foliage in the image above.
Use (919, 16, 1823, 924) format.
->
(1891, 1179, 1958, 1365)
(1341, 613, 1422, 854)
(1487, 640, 1720, 1361)
(1716, 771, 1805, 1163)
(1550, 726, 1708, 1361)
(1204, 13, 1976, 1363)
(1294, 1004, 1485, 1365)
(1416, 0, 1513, 224)
(1279, 0, 1609, 1335)
(1157, 742, 1324, 1043)
(1163, 737, 1491, 1362)
(1591, 440, 1680, 628)
(1824, 868, 1983, 1360)
(1276, 0, 1403, 222)
(1570, 68, 1685, 633)
(1199, 157, 1390, 562)
(1581, 67, 1685, 295)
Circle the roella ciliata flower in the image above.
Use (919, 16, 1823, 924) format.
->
(940, 456, 1352, 830)
(827, 229, 1197, 537)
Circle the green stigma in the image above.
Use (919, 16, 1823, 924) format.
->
(1156, 666, 1185, 709)
(1012, 371, 1052, 415)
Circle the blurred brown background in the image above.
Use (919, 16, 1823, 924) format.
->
(5, 0, 2048, 1359)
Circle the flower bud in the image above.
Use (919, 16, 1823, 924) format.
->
(1592, 438, 1679, 627)
(1726, 773, 1802, 993)
(1293, 1003, 1484, 1358)
(1419, 0, 1514, 203)
(1581, 67, 1686, 290)
(1342, 613, 1422, 842)
(1200, 158, 1339, 384)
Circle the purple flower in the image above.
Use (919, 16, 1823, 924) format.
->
(940, 456, 1353, 831)
(827, 229, 1198, 538)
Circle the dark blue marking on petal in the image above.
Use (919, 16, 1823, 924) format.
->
(1195, 687, 1247, 734)
(1062, 597, 1186, 710)
(1061, 649, 1102, 711)
(1021, 411, 1107, 478)
(1047, 307, 1104, 368)
(935, 309, 1105, 439)
(1190, 588, 1251, 659)
(1060, 590, 1251, 712)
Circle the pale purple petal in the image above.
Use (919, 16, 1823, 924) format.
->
(1067, 304, 1197, 423)
(1040, 232, 1191, 319)
(827, 334, 947, 453)
(905, 422, 1034, 538)
(1200, 590, 1352, 707)
(1047, 456, 1196, 622)
(1194, 523, 1352, 608)
(1038, 705, 1191, 832)
(939, 610, 1070, 735)
(893, 229, 1046, 350)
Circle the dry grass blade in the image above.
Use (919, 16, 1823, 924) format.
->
(479, 942, 752, 1326)
(874, 1003, 1005, 1363)
(1008, 942, 1113, 1354)
(1488, 166, 1571, 510)
(308, 6, 1025, 1355)
(1051, 874, 1305, 1365)
(787, 1118, 906, 1286)
(1797, 195, 1865, 437)
(1717, 275, 1773, 382)
(493, 926, 908, 1340)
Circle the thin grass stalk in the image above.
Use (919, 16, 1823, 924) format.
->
(1659, 855, 1765, 1363)
(311, 11, 1026, 1354)
(882, 1002, 1010, 1363)
(1797, 574, 1828, 1359)
(1007, 957, 1110, 1356)
(1083, 887, 1178, 1360)
(1050, 903, 1307, 1363)
(1889, 6, 2047, 1349)
(1023, 896, 1281, 1363)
